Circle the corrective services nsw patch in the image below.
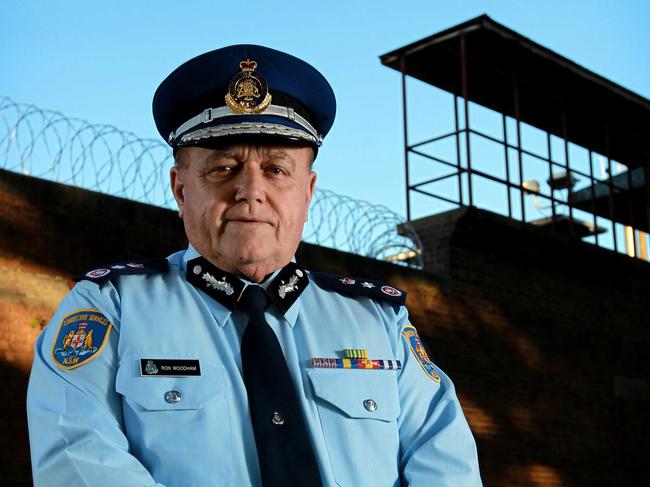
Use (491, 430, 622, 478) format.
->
(51, 309, 112, 370)
(402, 325, 441, 382)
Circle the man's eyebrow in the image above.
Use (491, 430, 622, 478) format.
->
(266, 150, 295, 162)
(203, 149, 237, 163)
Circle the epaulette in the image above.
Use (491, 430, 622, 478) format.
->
(74, 258, 169, 286)
(309, 271, 407, 307)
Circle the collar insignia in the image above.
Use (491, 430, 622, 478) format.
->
(277, 268, 304, 299)
(186, 257, 245, 310)
(225, 59, 272, 114)
(202, 272, 235, 296)
(186, 257, 308, 314)
(267, 263, 309, 314)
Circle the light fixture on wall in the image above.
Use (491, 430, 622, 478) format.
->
(547, 171, 578, 191)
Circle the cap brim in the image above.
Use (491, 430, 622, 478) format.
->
(176, 116, 320, 147)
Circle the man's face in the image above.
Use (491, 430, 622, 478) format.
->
(170, 143, 316, 280)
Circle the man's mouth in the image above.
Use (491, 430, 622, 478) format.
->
(227, 218, 270, 226)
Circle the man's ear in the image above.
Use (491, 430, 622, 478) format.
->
(304, 171, 317, 222)
(170, 166, 185, 217)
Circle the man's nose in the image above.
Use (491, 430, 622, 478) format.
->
(234, 165, 265, 203)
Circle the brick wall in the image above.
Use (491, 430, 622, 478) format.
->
(0, 169, 188, 485)
(408, 208, 650, 486)
(1, 168, 649, 486)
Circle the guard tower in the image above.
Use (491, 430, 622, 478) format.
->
(380, 15, 650, 261)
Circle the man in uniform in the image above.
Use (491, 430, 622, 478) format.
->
(27, 45, 482, 486)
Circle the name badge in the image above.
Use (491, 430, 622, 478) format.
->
(140, 358, 201, 376)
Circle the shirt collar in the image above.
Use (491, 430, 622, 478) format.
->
(182, 245, 306, 328)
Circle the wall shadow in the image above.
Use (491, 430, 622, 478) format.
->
(2, 170, 649, 486)
(0, 361, 33, 486)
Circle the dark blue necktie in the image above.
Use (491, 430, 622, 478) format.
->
(239, 285, 323, 487)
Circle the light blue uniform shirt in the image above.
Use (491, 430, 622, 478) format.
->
(27, 246, 482, 486)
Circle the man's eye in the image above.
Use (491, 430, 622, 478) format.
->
(208, 165, 234, 175)
(266, 166, 287, 176)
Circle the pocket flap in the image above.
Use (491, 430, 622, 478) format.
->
(116, 358, 225, 411)
(307, 368, 400, 422)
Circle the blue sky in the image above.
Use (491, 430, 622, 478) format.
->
(2, 0, 649, 219)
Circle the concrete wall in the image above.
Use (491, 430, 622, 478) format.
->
(1, 168, 649, 486)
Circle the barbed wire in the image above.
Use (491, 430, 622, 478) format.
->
(0, 96, 173, 206)
(0, 96, 422, 267)
(305, 189, 422, 265)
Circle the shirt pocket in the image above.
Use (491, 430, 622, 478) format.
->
(308, 368, 401, 487)
(116, 358, 233, 486)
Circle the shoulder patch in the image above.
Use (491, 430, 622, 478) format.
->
(402, 324, 441, 382)
(309, 271, 407, 306)
(51, 309, 112, 370)
(75, 258, 169, 285)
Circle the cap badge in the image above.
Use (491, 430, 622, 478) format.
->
(225, 59, 272, 114)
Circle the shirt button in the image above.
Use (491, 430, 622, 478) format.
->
(363, 399, 378, 412)
(164, 390, 182, 404)
(271, 411, 285, 425)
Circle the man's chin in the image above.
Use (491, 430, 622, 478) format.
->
(231, 251, 290, 283)
(216, 243, 275, 266)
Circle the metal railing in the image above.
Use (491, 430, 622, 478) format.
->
(398, 69, 649, 261)
(0, 96, 422, 267)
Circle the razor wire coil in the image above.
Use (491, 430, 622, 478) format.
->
(0, 96, 422, 267)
